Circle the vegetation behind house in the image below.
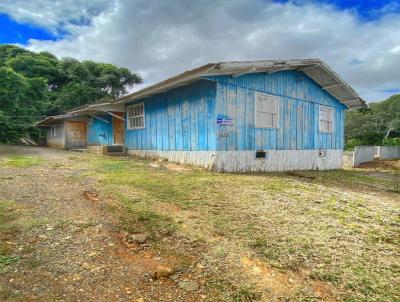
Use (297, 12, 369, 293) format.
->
(0, 45, 142, 142)
(345, 94, 400, 148)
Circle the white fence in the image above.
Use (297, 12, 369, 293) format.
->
(353, 146, 400, 167)
(378, 146, 400, 160)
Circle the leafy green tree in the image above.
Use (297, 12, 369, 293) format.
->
(0, 44, 142, 142)
(345, 94, 400, 147)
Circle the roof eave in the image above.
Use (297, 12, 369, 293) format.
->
(116, 59, 367, 109)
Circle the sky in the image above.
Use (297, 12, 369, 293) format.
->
(0, 0, 400, 102)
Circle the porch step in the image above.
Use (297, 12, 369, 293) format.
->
(87, 145, 127, 156)
(71, 149, 88, 153)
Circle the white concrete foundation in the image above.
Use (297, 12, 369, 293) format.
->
(127, 149, 343, 172)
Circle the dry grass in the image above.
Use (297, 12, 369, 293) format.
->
(70, 155, 400, 301)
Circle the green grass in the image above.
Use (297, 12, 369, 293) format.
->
(232, 286, 261, 302)
(0, 201, 21, 272)
(3, 156, 44, 167)
(76, 156, 400, 301)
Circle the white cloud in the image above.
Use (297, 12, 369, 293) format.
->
(2, 0, 400, 101)
(0, 0, 113, 33)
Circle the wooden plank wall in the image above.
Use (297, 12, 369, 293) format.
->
(206, 70, 346, 151)
(125, 80, 217, 151)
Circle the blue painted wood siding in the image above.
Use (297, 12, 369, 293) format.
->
(125, 80, 217, 151)
(87, 115, 113, 145)
(205, 70, 346, 151)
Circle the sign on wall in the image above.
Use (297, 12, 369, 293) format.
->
(217, 114, 233, 126)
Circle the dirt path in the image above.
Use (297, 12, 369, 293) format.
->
(0, 145, 200, 302)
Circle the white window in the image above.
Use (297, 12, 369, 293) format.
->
(127, 103, 145, 130)
(319, 105, 334, 133)
(88, 118, 93, 125)
(255, 92, 279, 128)
(50, 126, 56, 137)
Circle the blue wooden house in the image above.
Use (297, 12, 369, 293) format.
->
(113, 59, 365, 172)
(38, 59, 366, 171)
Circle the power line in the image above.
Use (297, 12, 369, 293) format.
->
(1, 116, 48, 117)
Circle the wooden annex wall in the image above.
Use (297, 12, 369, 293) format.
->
(46, 123, 65, 149)
(125, 80, 217, 151)
(205, 70, 346, 151)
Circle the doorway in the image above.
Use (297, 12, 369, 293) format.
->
(112, 112, 125, 145)
(66, 121, 87, 149)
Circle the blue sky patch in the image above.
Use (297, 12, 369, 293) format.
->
(384, 88, 400, 94)
(0, 13, 57, 44)
(273, 0, 400, 21)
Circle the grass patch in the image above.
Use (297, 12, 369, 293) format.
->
(75, 155, 399, 301)
(3, 156, 44, 167)
(0, 201, 19, 234)
(232, 286, 262, 302)
(119, 207, 177, 238)
(0, 201, 21, 272)
(0, 255, 21, 271)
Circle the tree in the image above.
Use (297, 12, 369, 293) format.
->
(345, 94, 400, 147)
(0, 44, 142, 142)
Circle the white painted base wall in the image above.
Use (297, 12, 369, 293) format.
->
(127, 149, 343, 172)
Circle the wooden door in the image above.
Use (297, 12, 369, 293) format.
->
(113, 113, 125, 145)
(66, 121, 87, 149)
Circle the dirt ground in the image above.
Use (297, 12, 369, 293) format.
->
(0, 145, 399, 302)
(0, 145, 202, 302)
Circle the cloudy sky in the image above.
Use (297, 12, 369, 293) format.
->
(1, 0, 400, 102)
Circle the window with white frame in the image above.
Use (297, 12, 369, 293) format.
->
(50, 126, 56, 137)
(127, 103, 145, 129)
(255, 92, 279, 128)
(88, 118, 93, 125)
(319, 105, 334, 133)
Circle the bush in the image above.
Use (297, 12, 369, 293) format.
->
(383, 137, 400, 146)
(345, 138, 363, 150)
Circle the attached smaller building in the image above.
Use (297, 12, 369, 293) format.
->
(36, 115, 88, 149)
(36, 102, 126, 153)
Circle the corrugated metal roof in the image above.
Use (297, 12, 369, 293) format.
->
(117, 59, 366, 109)
(35, 114, 74, 126)
(67, 102, 125, 115)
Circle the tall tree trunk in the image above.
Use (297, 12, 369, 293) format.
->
(383, 127, 393, 144)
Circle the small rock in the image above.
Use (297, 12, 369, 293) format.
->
(46, 227, 53, 231)
(152, 265, 173, 279)
(178, 281, 199, 291)
(196, 263, 205, 270)
(288, 278, 294, 284)
(136, 298, 144, 302)
(38, 234, 47, 240)
(108, 243, 115, 247)
(127, 233, 148, 244)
